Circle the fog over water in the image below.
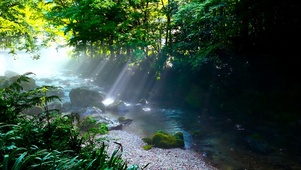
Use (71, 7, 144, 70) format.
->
(0, 47, 71, 77)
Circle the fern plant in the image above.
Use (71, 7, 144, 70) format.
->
(0, 73, 148, 170)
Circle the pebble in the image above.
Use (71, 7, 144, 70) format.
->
(100, 130, 218, 170)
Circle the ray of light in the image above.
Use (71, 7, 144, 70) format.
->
(106, 60, 131, 98)
(124, 65, 154, 102)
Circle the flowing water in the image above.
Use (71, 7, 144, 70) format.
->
(33, 71, 301, 170)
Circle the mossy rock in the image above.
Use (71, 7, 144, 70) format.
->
(151, 131, 184, 149)
(174, 132, 184, 140)
(118, 116, 127, 122)
(142, 137, 152, 145)
(78, 116, 98, 132)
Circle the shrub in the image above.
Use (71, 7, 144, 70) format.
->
(0, 73, 147, 170)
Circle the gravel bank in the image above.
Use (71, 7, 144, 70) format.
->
(101, 130, 218, 170)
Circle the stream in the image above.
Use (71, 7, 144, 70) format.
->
(32, 70, 301, 170)
(2, 49, 301, 170)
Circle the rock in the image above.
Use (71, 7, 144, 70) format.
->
(69, 87, 105, 108)
(0, 76, 9, 88)
(90, 101, 106, 112)
(48, 101, 64, 112)
(144, 131, 185, 149)
(47, 88, 65, 98)
(24, 106, 43, 115)
(106, 99, 129, 113)
(92, 114, 122, 131)
(138, 98, 148, 105)
(20, 77, 36, 91)
(117, 116, 133, 126)
(76, 106, 103, 118)
(9, 75, 37, 91)
(75, 107, 122, 131)
(4, 70, 19, 78)
(62, 102, 72, 112)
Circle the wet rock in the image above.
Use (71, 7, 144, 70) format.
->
(47, 88, 65, 98)
(106, 99, 129, 113)
(74, 107, 122, 131)
(39, 78, 53, 84)
(69, 87, 105, 108)
(117, 116, 133, 126)
(75, 106, 103, 118)
(138, 98, 148, 105)
(93, 114, 122, 130)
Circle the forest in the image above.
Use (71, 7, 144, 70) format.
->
(1, 0, 300, 169)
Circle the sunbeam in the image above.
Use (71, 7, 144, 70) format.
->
(106, 60, 131, 98)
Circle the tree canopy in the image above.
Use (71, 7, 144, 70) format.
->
(1, 0, 300, 123)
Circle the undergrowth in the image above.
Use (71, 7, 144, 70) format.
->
(0, 72, 148, 170)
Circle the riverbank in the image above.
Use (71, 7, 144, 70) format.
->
(101, 130, 218, 170)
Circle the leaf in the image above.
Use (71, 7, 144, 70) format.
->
(12, 152, 28, 170)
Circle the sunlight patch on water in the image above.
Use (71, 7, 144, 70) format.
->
(142, 107, 151, 112)
(102, 98, 114, 106)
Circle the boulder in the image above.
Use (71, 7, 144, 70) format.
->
(9, 75, 37, 91)
(69, 88, 105, 108)
(46, 88, 65, 98)
(4, 70, 19, 78)
(117, 116, 133, 126)
(106, 99, 129, 113)
(75, 107, 122, 131)
(24, 106, 43, 115)
(142, 131, 185, 149)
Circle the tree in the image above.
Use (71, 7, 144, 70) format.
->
(0, 0, 57, 58)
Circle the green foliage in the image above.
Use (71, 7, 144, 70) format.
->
(78, 116, 108, 134)
(0, 74, 145, 170)
(0, 0, 56, 57)
(46, 0, 164, 62)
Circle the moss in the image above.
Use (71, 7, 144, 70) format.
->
(174, 132, 184, 140)
(142, 137, 152, 145)
(151, 131, 184, 149)
(118, 116, 126, 122)
(251, 133, 262, 140)
(142, 145, 153, 150)
(78, 116, 98, 132)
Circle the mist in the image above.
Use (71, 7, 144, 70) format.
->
(0, 46, 72, 77)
